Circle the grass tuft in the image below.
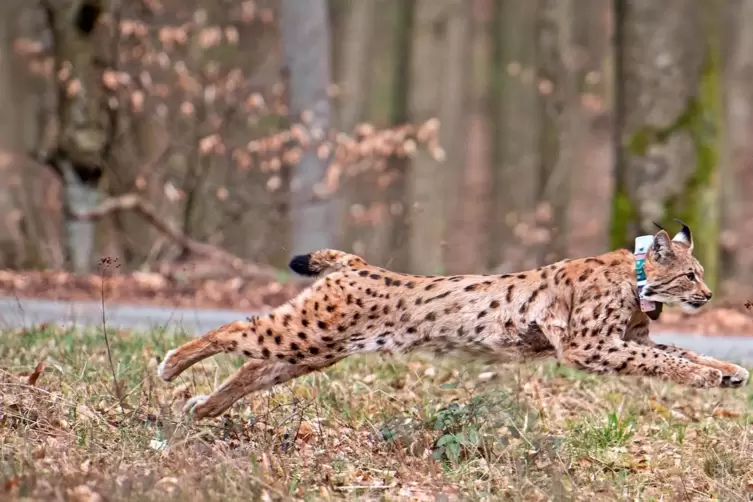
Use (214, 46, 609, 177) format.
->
(0, 326, 752, 500)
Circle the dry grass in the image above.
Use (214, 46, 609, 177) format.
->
(1, 326, 752, 501)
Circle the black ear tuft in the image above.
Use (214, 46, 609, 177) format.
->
(288, 253, 317, 276)
(652, 221, 665, 232)
(671, 218, 693, 249)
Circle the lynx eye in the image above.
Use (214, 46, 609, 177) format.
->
(686, 272, 695, 281)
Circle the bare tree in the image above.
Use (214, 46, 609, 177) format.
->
(722, 0, 753, 286)
(36, 0, 115, 274)
(447, 0, 490, 274)
(611, 0, 723, 287)
(407, 0, 450, 275)
(280, 0, 339, 257)
(441, 0, 473, 274)
(536, 0, 579, 264)
(489, 0, 542, 273)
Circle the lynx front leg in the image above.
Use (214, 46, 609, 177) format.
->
(650, 342, 749, 388)
(184, 358, 342, 420)
(564, 338, 724, 388)
(564, 308, 723, 388)
(624, 315, 749, 388)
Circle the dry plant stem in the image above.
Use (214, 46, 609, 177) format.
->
(99, 263, 124, 414)
(71, 193, 278, 280)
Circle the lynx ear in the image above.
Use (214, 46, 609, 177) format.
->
(650, 229, 675, 263)
(671, 218, 693, 251)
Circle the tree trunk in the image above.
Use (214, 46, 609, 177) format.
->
(0, 0, 25, 267)
(336, 0, 380, 261)
(45, 0, 112, 274)
(611, 0, 722, 289)
(447, 0, 491, 274)
(441, 0, 473, 274)
(407, 0, 450, 275)
(721, 0, 753, 287)
(489, 0, 542, 273)
(280, 0, 339, 256)
(383, 0, 414, 271)
(567, 0, 613, 259)
(536, 0, 578, 265)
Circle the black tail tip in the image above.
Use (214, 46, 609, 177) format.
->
(289, 253, 317, 276)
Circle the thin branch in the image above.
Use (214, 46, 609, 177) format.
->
(69, 193, 279, 279)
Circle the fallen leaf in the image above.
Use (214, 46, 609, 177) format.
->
(27, 358, 46, 386)
(712, 408, 741, 419)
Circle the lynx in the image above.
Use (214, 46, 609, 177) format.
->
(158, 222, 749, 419)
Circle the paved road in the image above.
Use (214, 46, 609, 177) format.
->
(1, 296, 753, 365)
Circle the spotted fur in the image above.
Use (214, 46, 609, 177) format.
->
(158, 224, 749, 419)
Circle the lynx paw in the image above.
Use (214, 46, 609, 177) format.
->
(157, 349, 177, 381)
(721, 365, 750, 388)
(183, 395, 209, 417)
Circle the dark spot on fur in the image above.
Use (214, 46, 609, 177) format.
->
(243, 350, 252, 356)
(415, 297, 423, 306)
(274, 335, 282, 345)
(370, 273, 381, 280)
(309, 347, 320, 355)
(516, 274, 527, 279)
(425, 312, 437, 321)
(317, 320, 328, 330)
(490, 300, 500, 309)
(301, 319, 309, 328)
(477, 310, 487, 319)
(358, 270, 369, 277)
(262, 348, 271, 358)
(407, 326, 417, 334)
(464, 284, 478, 292)
(506, 285, 515, 302)
(475, 325, 485, 334)
(406, 281, 416, 289)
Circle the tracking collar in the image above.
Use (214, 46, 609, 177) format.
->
(634, 235, 663, 321)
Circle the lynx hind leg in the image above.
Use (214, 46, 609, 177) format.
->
(158, 321, 252, 382)
(184, 358, 342, 420)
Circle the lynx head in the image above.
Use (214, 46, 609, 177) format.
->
(642, 220, 712, 313)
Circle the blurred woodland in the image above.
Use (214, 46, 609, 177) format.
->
(0, 0, 751, 298)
